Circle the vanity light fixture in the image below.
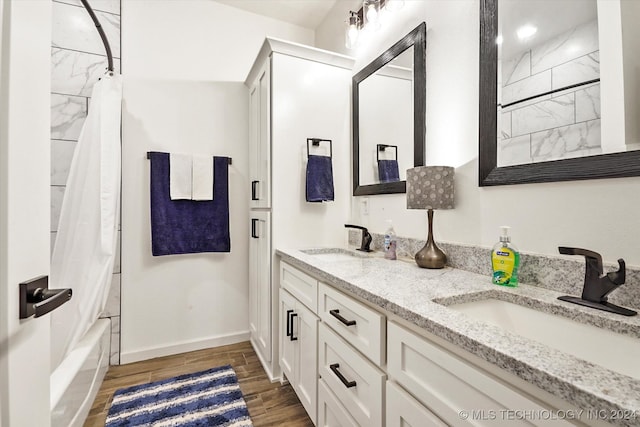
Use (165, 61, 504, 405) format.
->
(516, 24, 537, 40)
(406, 166, 455, 269)
(345, 0, 404, 50)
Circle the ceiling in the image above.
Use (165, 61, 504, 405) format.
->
(213, 0, 339, 29)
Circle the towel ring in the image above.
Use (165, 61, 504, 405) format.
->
(376, 144, 398, 162)
(307, 138, 332, 159)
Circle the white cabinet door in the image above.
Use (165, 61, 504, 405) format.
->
(294, 300, 318, 423)
(248, 59, 271, 209)
(249, 211, 271, 362)
(279, 288, 319, 425)
(279, 288, 296, 383)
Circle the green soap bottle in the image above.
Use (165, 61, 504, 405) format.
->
(491, 226, 519, 287)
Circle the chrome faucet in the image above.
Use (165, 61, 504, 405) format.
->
(344, 224, 372, 252)
(557, 247, 636, 316)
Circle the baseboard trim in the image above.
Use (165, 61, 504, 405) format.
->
(120, 330, 250, 364)
(250, 338, 281, 383)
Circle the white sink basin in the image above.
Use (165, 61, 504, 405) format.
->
(448, 298, 640, 380)
(300, 248, 369, 262)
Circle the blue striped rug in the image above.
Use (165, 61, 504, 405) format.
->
(105, 365, 253, 426)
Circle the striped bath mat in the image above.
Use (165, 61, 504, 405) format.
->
(105, 365, 253, 426)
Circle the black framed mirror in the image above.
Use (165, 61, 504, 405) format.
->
(352, 22, 426, 196)
(479, 0, 640, 186)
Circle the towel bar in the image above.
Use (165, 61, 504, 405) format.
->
(146, 151, 232, 165)
(376, 144, 398, 162)
(306, 138, 332, 159)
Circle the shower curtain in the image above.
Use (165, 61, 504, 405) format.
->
(50, 73, 123, 371)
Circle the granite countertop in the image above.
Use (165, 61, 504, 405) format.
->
(276, 246, 640, 427)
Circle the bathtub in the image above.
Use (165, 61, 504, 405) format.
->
(50, 318, 111, 427)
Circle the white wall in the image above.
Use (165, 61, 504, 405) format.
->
(120, 0, 313, 362)
(121, 81, 250, 362)
(621, 0, 640, 148)
(122, 0, 314, 80)
(271, 53, 353, 249)
(317, 0, 640, 266)
(598, 0, 626, 154)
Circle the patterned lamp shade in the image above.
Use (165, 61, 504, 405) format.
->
(406, 166, 455, 210)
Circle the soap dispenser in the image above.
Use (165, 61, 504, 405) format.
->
(491, 226, 519, 287)
(383, 220, 397, 260)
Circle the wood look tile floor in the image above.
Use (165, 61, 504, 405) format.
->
(84, 341, 314, 427)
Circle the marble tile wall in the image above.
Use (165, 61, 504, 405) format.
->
(348, 230, 640, 311)
(51, 0, 121, 365)
(498, 20, 601, 167)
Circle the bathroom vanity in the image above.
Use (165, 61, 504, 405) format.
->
(276, 247, 640, 427)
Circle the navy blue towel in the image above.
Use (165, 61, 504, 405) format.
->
(378, 159, 400, 183)
(306, 155, 334, 202)
(149, 152, 230, 256)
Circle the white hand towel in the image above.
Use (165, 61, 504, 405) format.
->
(169, 153, 192, 200)
(191, 155, 214, 201)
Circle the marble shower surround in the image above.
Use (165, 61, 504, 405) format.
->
(498, 19, 601, 166)
(51, 0, 122, 365)
(348, 230, 640, 311)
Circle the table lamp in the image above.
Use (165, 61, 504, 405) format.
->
(406, 166, 454, 268)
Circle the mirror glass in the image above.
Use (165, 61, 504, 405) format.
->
(353, 23, 426, 195)
(358, 48, 414, 185)
(498, 0, 602, 166)
(479, 0, 640, 185)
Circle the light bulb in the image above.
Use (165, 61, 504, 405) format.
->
(345, 11, 360, 49)
(363, 0, 381, 30)
(366, 4, 378, 24)
(346, 25, 359, 49)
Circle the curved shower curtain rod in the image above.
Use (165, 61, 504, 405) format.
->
(80, 0, 114, 73)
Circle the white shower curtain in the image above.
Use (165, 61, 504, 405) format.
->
(50, 73, 123, 371)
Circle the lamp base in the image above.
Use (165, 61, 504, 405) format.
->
(415, 209, 447, 269)
(415, 239, 447, 269)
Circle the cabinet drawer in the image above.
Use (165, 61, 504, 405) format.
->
(386, 381, 447, 427)
(319, 323, 385, 427)
(318, 379, 358, 427)
(318, 282, 385, 365)
(280, 262, 318, 313)
(387, 321, 573, 427)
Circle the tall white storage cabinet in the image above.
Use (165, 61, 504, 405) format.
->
(245, 39, 354, 381)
